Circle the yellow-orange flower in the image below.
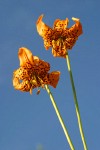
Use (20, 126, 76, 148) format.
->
(36, 15, 83, 58)
(13, 47, 60, 94)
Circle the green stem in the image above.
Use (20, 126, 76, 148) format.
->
(66, 54, 88, 150)
(45, 85, 75, 150)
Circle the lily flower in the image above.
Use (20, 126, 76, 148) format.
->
(13, 47, 60, 94)
(36, 15, 83, 58)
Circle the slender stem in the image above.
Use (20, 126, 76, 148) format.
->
(45, 85, 75, 150)
(66, 54, 88, 150)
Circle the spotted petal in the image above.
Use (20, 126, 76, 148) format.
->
(18, 47, 35, 67)
(36, 14, 53, 37)
(66, 17, 83, 38)
(53, 18, 69, 30)
(43, 71, 60, 88)
(13, 75, 31, 92)
(48, 71, 60, 88)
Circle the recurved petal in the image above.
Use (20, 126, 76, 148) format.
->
(13, 67, 30, 80)
(48, 71, 60, 88)
(36, 14, 53, 38)
(18, 47, 34, 67)
(13, 76, 31, 92)
(67, 17, 83, 37)
(53, 18, 69, 29)
(33, 56, 40, 64)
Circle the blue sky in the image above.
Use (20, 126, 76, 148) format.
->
(0, 0, 100, 150)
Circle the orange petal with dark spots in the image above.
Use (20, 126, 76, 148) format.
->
(13, 76, 31, 92)
(53, 18, 69, 30)
(36, 14, 53, 38)
(48, 71, 60, 88)
(18, 47, 35, 66)
(69, 17, 83, 37)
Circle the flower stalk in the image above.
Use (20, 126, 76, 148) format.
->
(45, 85, 75, 150)
(66, 54, 88, 150)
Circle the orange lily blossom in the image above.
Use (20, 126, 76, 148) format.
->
(13, 47, 60, 94)
(36, 14, 83, 58)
